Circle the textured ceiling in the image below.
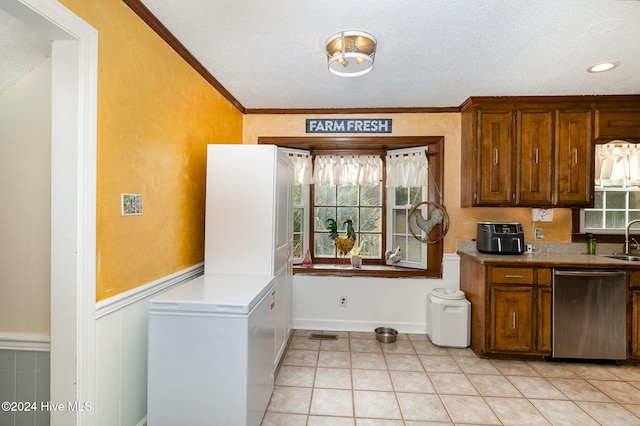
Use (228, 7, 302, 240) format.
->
(0, 8, 50, 95)
(139, 0, 640, 110)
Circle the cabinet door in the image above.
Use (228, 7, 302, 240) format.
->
(536, 287, 552, 354)
(517, 110, 553, 205)
(555, 110, 593, 206)
(631, 290, 640, 359)
(596, 110, 640, 139)
(476, 110, 514, 205)
(490, 285, 534, 353)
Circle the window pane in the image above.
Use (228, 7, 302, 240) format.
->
(394, 209, 407, 234)
(407, 238, 422, 262)
(293, 208, 303, 232)
(630, 192, 640, 209)
(315, 185, 336, 205)
(395, 187, 408, 205)
(361, 184, 381, 206)
(360, 207, 382, 232)
(593, 191, 603, 209)
(337, 185, 358, 206)
(293, 183, 302, 205)
(585, 211, 603, 229)
(314, 233, 335, 257)
(409, 187, 423, 205)
(293, 235, 302, 258)
(359, 233, 381, 257)
(337, 207, 358, 230)
(605, 211, 626, 229)
(630, 211, 640, 222)
(314, 207, 335, 231)
(606, 192, 626, 209)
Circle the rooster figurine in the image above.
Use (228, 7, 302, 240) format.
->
(385, 246, 402, 266)
(327, 218, 356, 265)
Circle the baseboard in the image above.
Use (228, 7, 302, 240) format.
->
(292, 318, 427, 334)
(0, 332, 51, 351)
(95, 263, 204, 319)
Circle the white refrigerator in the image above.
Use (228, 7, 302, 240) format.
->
(147, 274, 276, 426)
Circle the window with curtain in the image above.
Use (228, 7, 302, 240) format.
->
(583, 142, 640, 233)
(286, 146, 431, 269)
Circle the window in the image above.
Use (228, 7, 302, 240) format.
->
(581, 143, 640, 234)
(267, 136, 444, 278)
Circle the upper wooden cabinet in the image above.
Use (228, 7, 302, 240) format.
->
(596, 109, 640, 140)
(461, 97, 596, 207)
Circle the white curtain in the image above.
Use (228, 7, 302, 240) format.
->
(596, 143, 640, 187)
(287, 152, 312, 184)
(385, 150, 428, 188)
(312, 155, 382, 186)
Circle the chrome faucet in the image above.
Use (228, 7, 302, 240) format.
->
(625, 219, 640, 254)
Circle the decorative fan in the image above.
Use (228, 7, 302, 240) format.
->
(408, 201, 450, 244)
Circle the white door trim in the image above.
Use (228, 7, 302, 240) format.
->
(0, 0, 98, 424)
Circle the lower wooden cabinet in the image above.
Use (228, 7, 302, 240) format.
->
(460, 257, 552, 358)
(630, 290, 640, 359)
(490, 285, 534, 353)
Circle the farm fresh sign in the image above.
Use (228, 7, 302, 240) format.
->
(306, 118, 392, 133)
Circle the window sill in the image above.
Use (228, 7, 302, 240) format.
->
(293, 264, 437, 278)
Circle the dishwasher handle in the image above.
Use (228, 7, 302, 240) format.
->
(554, 269, 625, 277)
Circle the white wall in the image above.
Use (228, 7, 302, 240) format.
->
(0, 57, 51, 339)
(292, 253, 460, 334)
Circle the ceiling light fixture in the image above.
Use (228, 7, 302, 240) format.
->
(326, 30, 377, 77)
(587, 61, 620, 73)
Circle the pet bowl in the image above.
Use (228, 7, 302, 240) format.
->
(374, 327, 398, 343)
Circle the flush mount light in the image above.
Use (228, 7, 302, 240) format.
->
(587, 61, 620, 73)
(326, 30, 377, 77)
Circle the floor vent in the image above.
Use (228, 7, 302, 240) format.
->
(309, 334, 338, 340)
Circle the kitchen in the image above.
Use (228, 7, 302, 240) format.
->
(2, 0, 640, 425)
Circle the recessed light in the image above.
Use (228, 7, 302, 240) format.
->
(587, 61, 620, 73)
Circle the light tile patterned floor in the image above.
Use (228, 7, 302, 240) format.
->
(262, 329, 640, 425)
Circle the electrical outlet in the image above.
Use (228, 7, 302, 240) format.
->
(339, 296, 348, 307)
(532, 208, 553, 222)
(535, 228, 544, 240)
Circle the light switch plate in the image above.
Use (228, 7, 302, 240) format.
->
(532, 208, 553, 222)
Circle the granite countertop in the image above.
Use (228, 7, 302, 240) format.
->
(457, 241, 640, 269)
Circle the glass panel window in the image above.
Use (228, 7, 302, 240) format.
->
(314, 183, 383, 259)
(388, 186, 427, 268)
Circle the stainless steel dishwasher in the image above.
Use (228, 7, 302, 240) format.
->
(553, 269, 626, 360)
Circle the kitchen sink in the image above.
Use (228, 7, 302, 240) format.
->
(602, 254, 640, 262)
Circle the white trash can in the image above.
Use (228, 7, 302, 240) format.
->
(427, 288, 471, 348)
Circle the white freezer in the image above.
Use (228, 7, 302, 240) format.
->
(147, 274, 276, 426)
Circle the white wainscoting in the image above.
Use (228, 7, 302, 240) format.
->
(94, 264, 203, 426)
(292, 253, 460, 334)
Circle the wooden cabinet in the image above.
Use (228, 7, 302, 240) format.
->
(459, 257, 552, 358)
(475, 109, 514, 205)
(627, 271, 640, 360)
(490, 285, 534, 352)
(517, 110, 554, 205)
(555, 110, 593, 205)
(596, 109, 640, 140)
(461, 98, 594, 207)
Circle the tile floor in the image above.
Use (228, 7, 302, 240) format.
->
(262, 329, 640, 425)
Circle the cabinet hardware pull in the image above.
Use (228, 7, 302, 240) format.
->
(574, 148, 578, 164)
(505, 274, 524, 278)
(495, 149, 499, 165)
(512, 311, 517, 329)
(535, 148, 539, 164)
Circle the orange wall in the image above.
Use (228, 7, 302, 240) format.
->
(243, 113, 573, 253)
(61, 0, 243, 301)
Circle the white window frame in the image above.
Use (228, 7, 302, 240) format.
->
(385, 146, 429, 269)
(581, 185, 640, 234)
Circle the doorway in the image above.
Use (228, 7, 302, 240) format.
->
(0, 0, 97, 424)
